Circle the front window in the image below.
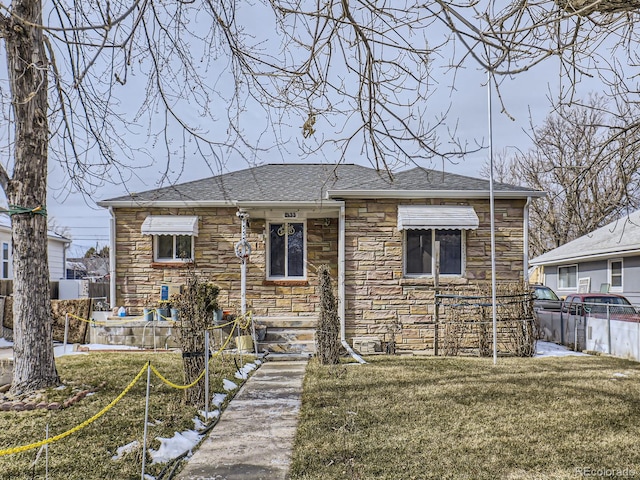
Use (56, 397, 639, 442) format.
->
(609, 259, 623, 290)
(558, 265, 577, 290)
(269, 222, 305, 279)
(154, 235, 193, 261)
(405, 229, 463, 276)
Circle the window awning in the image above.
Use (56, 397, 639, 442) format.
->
(397, 205, 479, 231)
(141, 216, 199, 236)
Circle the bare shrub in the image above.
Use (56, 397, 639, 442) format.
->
(173, 278, 220, 406)
(316, 265, 340, 365)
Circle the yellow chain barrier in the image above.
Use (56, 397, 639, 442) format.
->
(0, 311, 257, 457)
(209, 319, 236, 329)
(0, 363, 148, 457)
(150, 319, 239, 390)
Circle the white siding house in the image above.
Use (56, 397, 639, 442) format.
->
(0, 214, 70, 281)
(530, 210, 640, 304)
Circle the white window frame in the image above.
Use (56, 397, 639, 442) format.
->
(266, 220, 307, 280)
(608, 258, 623, 292)
(1, 242, 8, 279)
(153, 235, 195, 262)
(557, 264, 578, 291)
(403, 229, 466, 278)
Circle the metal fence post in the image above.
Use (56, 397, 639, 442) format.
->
(607, 304, 612, 355)
(63, 314, 69, 354)
(141, 362, 151, 480)
(204, 329, 210, 419)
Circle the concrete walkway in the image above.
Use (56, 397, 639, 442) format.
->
(176, 360, 307, 480)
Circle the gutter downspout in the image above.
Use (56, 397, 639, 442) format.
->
(524, 197, 531, 284)
(338, 203, 365, 364)
(108, 207, 116, 311)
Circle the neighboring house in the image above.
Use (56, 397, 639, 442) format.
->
(66, 256, 110, 280)
(0, 214, 70, 281)
(98, 163, 543, 351)
(530, 210, 640, 304)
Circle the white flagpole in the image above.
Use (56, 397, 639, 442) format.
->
(488, 68, 498, 365)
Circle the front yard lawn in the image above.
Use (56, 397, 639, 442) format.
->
(0, 351, 251, 479)
(290, 354, 640, 479)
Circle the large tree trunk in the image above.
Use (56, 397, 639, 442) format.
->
(4, 0, 60, 395)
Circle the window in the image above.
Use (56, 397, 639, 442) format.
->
(609, 259, 623, 290)
(141, 215, 198, 263)
(1, 242, 8, 279)
(154, 235, 193, 262)
(405, 229, 463, 276)
(268, 222, 305, 279)
(558, 265, 577, 290)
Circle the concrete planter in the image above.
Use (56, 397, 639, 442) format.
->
(91, 311, 110, 322)
(143, 308, 154, 322)
(235, 334, 254, 353)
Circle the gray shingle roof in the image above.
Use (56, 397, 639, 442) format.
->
(530, 210, 640, 265)
(101, 163, 540, 204)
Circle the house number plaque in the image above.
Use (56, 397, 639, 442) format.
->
(284, 212, 297, 218)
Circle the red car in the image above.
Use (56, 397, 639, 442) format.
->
(562, 293, 640, 320)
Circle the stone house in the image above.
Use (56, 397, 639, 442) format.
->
(98, 163, 543, 353)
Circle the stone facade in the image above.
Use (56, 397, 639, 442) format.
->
(113, 207, 337, 317)
(114, 197, 526, 352)
(343, 198, 526, 351)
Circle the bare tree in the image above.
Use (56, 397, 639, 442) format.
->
(483, 96, 640, 257)
(1, 1, 640, 394)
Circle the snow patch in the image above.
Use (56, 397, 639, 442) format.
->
(211, 392, 227, 407)
(234, 361, 258, 380)
(223, 378, 237, 391)
(534, 341, 588, 358)
(149, 430, 201, 464)
(613, 372, 628, 378)
(199, 409, 220, 421)
(0, 338, 12, 348)
(111, 440, 140, 461)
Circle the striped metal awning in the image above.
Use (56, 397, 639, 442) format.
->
(141, 216, 199, 236)
(397, 205, 479, 230)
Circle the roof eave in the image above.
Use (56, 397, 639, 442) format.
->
(97, 199, 345, 209)
(97, 199, 237, 208)
(530, 247, 640, 266)
(326, 189, 546, 199)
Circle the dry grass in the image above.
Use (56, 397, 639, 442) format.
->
(0, 351, 252, 479)
(290, 354, 640, 479)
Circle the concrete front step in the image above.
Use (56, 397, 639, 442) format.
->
(264, 329, 315, 343)
(264, 352, 313, 362)
(254, 316, 317, 355)
(253, 316, 317, 329)
(257, 340, 316, 355)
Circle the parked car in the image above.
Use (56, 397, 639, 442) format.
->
(562, 293, 640, 320)
(530, 284, 562, 311)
